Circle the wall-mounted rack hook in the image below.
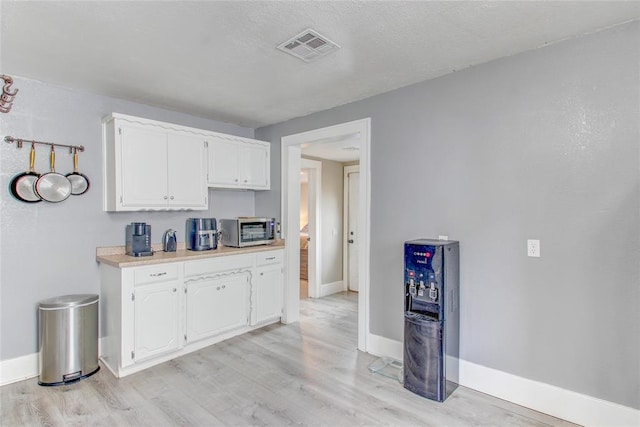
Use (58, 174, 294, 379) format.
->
(0, 75, 19, 113)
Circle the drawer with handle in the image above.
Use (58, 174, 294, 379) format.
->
(133, 264, 179, 286)
(256, 250, 283, 266)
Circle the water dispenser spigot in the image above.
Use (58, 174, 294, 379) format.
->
(409, 278, 416, 296)
(418, 281, 425, 297)
(429, 283, 438, 301)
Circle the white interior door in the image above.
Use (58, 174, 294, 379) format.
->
(347, 171, 360, 292)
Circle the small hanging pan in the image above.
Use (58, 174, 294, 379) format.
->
(66, 147, 90, 195)
(9, 143, 42, 203)
(34, 146, 72, 203)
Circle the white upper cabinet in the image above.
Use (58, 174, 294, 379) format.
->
(207, 137, 240, 187)
(207, 136, 270, 190)
(167, 133, 207, 208)
(103, 113, 270, 211)
(120, 124, 169, 209)
(103, 114, 208, 211)
(240, 144, 269, 188)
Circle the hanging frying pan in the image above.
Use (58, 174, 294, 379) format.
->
(66, 147, 90, 195)
(9, 143, 42, 203)
(34, 146, 72, 203)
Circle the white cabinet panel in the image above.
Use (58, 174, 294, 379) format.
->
(186, 272, 249, 343)
(241, 144, 269, 189)
(134, 281, 180, 362)
(120, 124, 168, 208)
(207, 138, 240, 187)
(167, 133, 207, 208)
(255, 263, 283, 323)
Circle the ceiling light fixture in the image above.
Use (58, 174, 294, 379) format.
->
(277, 28, 340, 63)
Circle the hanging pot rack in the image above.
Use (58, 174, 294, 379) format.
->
(4, 136, 84, 153)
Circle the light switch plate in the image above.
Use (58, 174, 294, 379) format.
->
(527, 239, 540, 257)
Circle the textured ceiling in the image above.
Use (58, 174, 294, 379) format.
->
(1, 1, 639, 128)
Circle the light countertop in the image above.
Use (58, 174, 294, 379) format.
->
(96, 240, 285, 268)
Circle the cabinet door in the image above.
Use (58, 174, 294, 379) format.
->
(207, 138, 240, 187)
(186, 272, 249, 343)
(134, 282, 180, 362)
(167, 133, 207, 209)
(240, 144, 269, 189)
(255, 263, 283, 323)
(120, 124, 168, 208)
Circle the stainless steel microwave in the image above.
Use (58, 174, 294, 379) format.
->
(220, 217, 276, 247)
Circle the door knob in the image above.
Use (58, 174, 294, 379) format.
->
(348, 239, 354, 244)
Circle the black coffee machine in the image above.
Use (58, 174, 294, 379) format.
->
(186, 218, 218, 251)
(126, 222, 153, 257)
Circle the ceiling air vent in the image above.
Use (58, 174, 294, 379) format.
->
(277, 29, 340, 63)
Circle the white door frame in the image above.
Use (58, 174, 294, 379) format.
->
(301, 158, 322, 298)
(281, 118, 371, 351)
(343, 164, 360, 292)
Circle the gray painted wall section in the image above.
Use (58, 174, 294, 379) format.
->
(256, 22, 640, 408)
(0, 77, 254, 360)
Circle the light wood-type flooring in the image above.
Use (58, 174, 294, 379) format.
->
(1, 292, 576, 426)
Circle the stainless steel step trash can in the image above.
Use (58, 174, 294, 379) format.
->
(38, 294, 100, 386)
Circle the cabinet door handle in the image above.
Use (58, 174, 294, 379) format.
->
(234, 179, 238, 182)
(216, 286, 221, 290)
(172, 288, 177, 293)
(170, 195, 174, 200)
(265, 256, 275, 260)
(222, 285, 226, 289)
(163, 196, 168, 200)
(260, 272, 264, 276)
(150, 272, 167, 277)
(243, 179, 247, 183)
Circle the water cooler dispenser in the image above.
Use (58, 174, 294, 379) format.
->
(403, 239, 459, 402)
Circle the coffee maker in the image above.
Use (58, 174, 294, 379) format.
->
(186, 218, 218, 251)
(126, 222, 153, 257)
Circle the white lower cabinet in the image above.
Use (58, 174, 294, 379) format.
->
(253, 251, 284, 325)
(99, 249, 283, 377)
(186, 272, 249, 343)
(134, 281, 180, 362)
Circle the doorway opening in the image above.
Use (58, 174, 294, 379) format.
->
(281, 118, 371, 352)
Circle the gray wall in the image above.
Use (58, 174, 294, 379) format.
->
(0, 77, 254, 360)
(256, 22, 640, 409)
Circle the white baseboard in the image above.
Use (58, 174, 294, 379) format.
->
(0, 352, 38, 386)
(459, 359, 640, 427)
(367, 332, 403, 361)
(366, 334, 640, 427)
(319, 280, 345, 297)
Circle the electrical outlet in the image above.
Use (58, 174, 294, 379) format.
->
(527, 239, 540, 257)
(438, 235, 448, 241)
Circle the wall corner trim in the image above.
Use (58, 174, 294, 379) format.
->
(366, 334, 640, 427)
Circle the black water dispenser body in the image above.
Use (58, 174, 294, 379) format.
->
(403, 239, 459, 402)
